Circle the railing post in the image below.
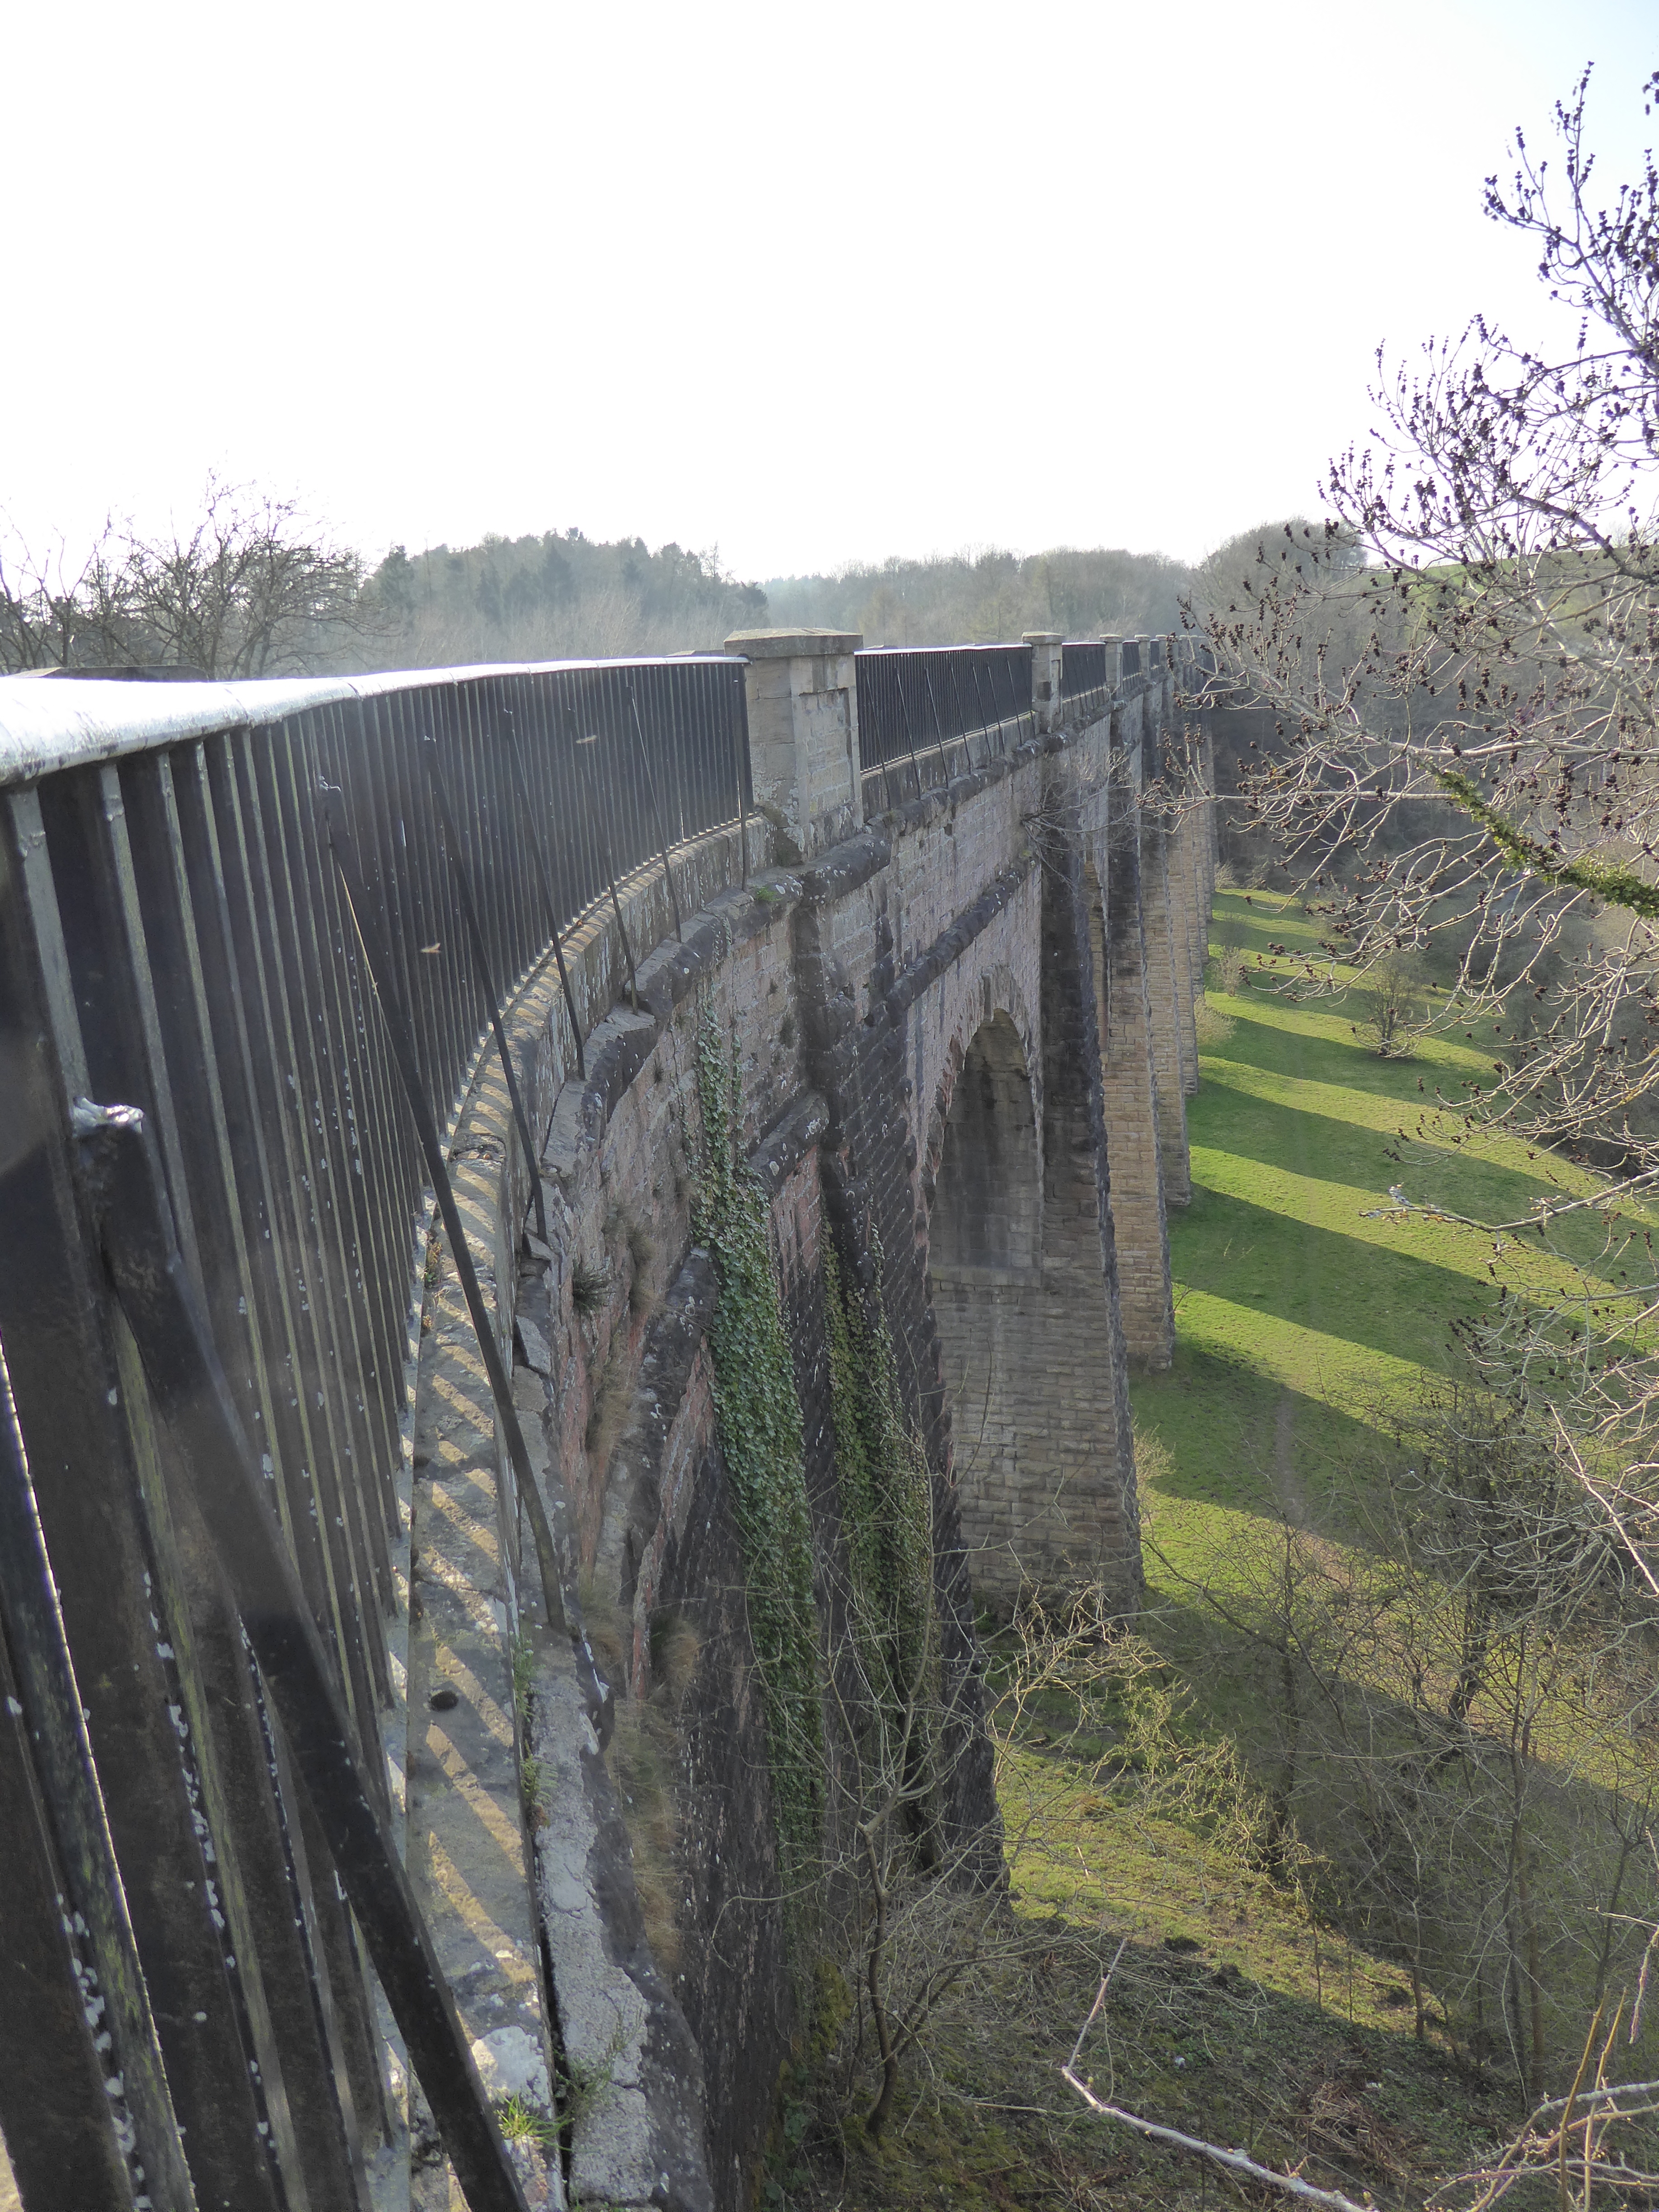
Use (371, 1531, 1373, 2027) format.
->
(723, 628, 863, 862)
(1102, 635, 1142, 788)
(1023, 631, 1063, 736)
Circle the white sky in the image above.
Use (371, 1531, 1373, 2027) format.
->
(2, 0, 1654, 582)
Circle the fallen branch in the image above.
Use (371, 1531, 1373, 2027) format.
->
(1063, 1963, 1379, 2212)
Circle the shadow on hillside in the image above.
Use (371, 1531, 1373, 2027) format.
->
(1132, 1345, 1388, 1544)
(1204, 991, 1489, 1094)
(1187, 1084, 1582, 1236)
(1118, 1582, 1659, 2100)
(1170, 1189, 1484, 1373)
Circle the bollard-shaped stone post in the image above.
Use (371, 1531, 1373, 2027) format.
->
(724, 628, 862, 863)
(1023, 632, 1063, 736)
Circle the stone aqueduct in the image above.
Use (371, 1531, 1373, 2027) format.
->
(0, 631, 1214, 2212)
(420, 628, 1217, 2206)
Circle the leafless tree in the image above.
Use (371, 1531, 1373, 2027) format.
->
(0, 478, 384, 677)
(1150, 1373, 1659, 2104)
(1192, 67, 1659, 1172)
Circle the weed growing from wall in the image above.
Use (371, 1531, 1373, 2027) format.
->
(693, 1013, 824, 1871)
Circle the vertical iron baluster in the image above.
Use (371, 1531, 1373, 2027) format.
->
(501, 721, 586, 1079)
(74, 1100, 534, 2212)
(628, 681, 683, 942)
(576, 734, 640, 1012)
(923, 656, 950, 783)
(425, 745, 549, 1248)
(319, 795, 603, 1722)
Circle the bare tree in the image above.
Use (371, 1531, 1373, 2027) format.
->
(1193, 67, 1659, 1170)
(1149, 1372, 1659, 2103)
(0, 523, 130, 671)
(0, 478, 384, 677)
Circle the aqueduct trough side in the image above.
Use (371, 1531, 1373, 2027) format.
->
(0, 633, 1214, 2212)
(530, 633, 1215, 2187)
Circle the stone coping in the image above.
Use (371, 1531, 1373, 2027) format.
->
(722, 628, 861, 660)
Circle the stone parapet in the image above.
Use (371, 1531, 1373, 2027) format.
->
(725, 627, 863, 862)
(1023, 631, 1064, 735)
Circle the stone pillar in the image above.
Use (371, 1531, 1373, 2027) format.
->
(1139, 810, 1192, 1205)
(1165, 803, 1202, 1097)
(932, 838, 1141, 1613)
(724, 628, 862, 862)
(1098, 806, 1174, 1366)
(1024, 632, 1063, 736)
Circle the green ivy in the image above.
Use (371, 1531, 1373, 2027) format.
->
(824, 1239, 937, 1748)
(693, 1015, 824, 1871)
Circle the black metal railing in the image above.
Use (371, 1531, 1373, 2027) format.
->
(0, 654, 748, 2211)
(1060, 641, 1111, 723)
(1120, 637, 1142, 678)
(854, 642, 1034, 784)
(0, 619, 1197, 2204)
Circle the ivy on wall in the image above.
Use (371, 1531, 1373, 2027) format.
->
(823, 1239, 937, 1748)
(693, 1014, 824, 1870)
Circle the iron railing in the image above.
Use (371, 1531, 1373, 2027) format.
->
(854, 642, 1034, 784)
(1120, 637, 1142, 678)
(0, 627, 1187, 2207)
(0, 654, 748, 2212)
(1060, 641, 1111, 724)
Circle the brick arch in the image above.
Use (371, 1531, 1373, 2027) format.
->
(929, 1010, 1042, 1272)
(920, 963, 1040, 1206)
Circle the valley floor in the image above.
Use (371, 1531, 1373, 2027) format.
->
(776, 888, 1654, 2211)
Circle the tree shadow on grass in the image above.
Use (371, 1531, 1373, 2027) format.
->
(1131, 1344, 1388, 1557)
(1204, 989, 1489, 1095)
(1167, 1190, 1487, 1377)
(1182, 1092, 1618, 1273)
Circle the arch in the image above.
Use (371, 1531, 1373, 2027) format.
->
(919, 872, 1142, 1617)
(920, 961, 1040, 1207)
(929, 1012, 1040, 1272)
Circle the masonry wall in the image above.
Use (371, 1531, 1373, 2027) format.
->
(1098, 796, 1175, 1364)
(398, 659, 1214, 2208)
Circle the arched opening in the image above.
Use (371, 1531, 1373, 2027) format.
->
(930, 1012, 1040, 1272)
(927, 1012, 1045, 1611)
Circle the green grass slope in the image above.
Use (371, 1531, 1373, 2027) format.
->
(777, 889, 1604, 2209)
(1135, 886, 1629, 1588)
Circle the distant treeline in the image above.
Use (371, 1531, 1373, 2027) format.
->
(0, 487, 1202, 682)
(361, 535, 1195, 669)
(364, 530, 769, 667)
(763, 546, 1193, 647)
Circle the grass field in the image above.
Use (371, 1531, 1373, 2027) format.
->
(778, 887, 1639, 2210)
(1135, 885, 1635, 1595)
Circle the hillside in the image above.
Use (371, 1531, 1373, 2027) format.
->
(776, 888, 1659, 2210)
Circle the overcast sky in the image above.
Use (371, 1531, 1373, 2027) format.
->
(2, 0, 1654, 583)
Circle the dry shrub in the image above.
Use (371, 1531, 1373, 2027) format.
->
(576, 1580, 700, 1976)
(607, 1699, 683, 1973)
(1194, 995, 1236, 1049)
